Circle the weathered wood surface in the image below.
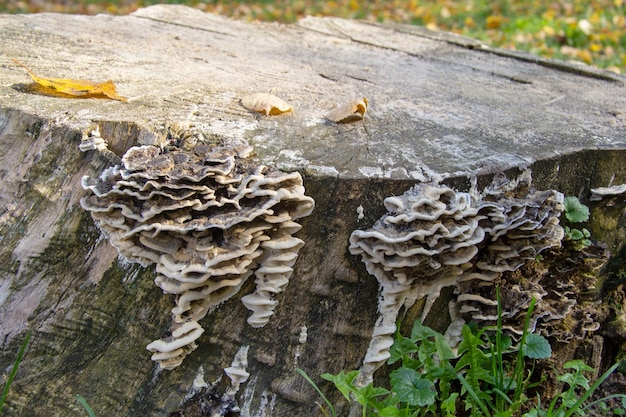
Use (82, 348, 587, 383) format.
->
(2, 5, 625, 178)
(0, 5, 625, 417)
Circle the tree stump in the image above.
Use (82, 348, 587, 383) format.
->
(1, 6, 625, 416)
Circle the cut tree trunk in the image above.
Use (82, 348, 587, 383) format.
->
(0, 6, 625, 417)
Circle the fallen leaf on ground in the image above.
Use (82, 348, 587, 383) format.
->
(326, 97, 368, 123)
(486, 15, 506, 29)
(12, 59, 128, 102)
(241, 93, 292, 115)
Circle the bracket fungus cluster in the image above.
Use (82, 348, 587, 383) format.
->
(452, 238, 607, 344)
(349, 172, 567, 383)
(590, 183, 626, 201)
(81, 143, 314, 369)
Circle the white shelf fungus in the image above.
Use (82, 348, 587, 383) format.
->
(590, 183, 626, 201)
(224, 345, 250, 395)
(81, 143, 314, 369)
(453, 237, 607, 345)
(349, 172, 565, 384)
(79, 126, 108, 152)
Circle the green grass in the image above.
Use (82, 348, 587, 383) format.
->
(0, 330, 31, 414)
(0, 0, 623, 71)
(77, 394, 98, 417)
(299, 293, 626, 417)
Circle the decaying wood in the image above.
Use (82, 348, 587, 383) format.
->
(0, 5, 625, 417)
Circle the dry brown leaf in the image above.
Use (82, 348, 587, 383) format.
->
(241, 93, 292, 116)
(13, 59, 128, 102)
(326, 97, 368, 123)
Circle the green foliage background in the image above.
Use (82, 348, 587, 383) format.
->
(1, 0, 624, 72)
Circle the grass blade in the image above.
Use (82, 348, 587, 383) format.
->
(563, 362, 620, 417)
(0, 329, 31, 413)
(458, 372, 491, 417)
(296, 368, 337, 417)
(77, 394, 97, 417)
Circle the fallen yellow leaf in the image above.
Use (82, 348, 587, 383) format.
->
(241, 93, 292, 116)
(13, 59, 128, 102)
(589, 43, 603, 52)
(577, 49, 593, 64)
(464, 16, 476, 29)
(326, 97, 368, 124)
(486, 15, 505, 30)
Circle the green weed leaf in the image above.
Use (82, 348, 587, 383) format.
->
(563, 360, 594, 373)
(563, 197, 590, 223)
(567, 228, 585, 240)
(497, 333, 513, 352)
(441, 392, 458, 416)
(410, 320, 438, 342)
(435, 333, 457, 361)
(560, 389, 581, 408)
(390, 367, 436, 406)
(356, 383, 390, 403)
(379, 406, 400, 417)
(388, 334, 418, 365)
(524, 333, 552, 359)
(321, 370, 360, 401)
(455, 326, 491, 379)
(558, 371, 591, 391)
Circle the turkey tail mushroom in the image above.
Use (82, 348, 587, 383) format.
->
(81, 142, 314, 369)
